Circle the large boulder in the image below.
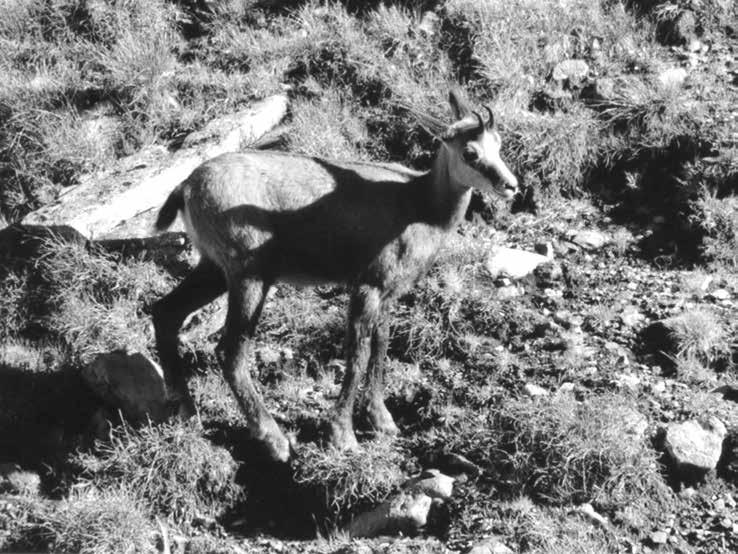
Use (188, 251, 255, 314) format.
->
(81, 351, 174, 423)
(22, 95, 288, 242)
(664, 417, 727, 474)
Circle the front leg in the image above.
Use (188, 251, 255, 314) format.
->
(363, 317, 399, 436)
(328, 286, 381, 451)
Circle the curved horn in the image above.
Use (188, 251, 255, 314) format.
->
(484, 105, 495, 129)
(473, 111, 484, 131)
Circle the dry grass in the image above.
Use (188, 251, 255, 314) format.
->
(37, 238, 171, 363)
(293, 436, 405, 524)
(41, 487, 156, 554)
(0, 487, 156, 554)
(414, 393, 666, 509)
(74, 421, 243, 527)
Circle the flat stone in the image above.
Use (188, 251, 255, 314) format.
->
(404, 469, 454, 500)
(569, 229, 609, 250)
(22, 95, 288, 241)
(348, 491, 432, 538)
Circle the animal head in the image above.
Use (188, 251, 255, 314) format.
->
(440, 89, 519, 200)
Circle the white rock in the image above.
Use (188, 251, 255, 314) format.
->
(81, 351, 173, 423)
(578, 503, 608, 527)
(621, 408, 648, 440)
(486, 247, 552, 280)
(467, 538, 515, 554)
(552, 59, 589, 86)
(664, 417, 727, 472)
(657, 67, 688, 90)
(22, 95, 288, 240)
(614, 373, 641, 391)
(620, 305, 645, 327)
(570, 229, 609, 250)
(496, 285, 523, 299)
(651, 530, 669, 544)
(403, 469, 454, 500)
(710, 288, 730, 301)
(523, 383, 549, 397)
(348, 491, 432, 538)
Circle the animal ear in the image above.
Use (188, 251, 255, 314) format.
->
(448, 88, 471, 120)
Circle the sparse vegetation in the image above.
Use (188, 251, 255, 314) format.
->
(1, 0, 737, 551)
(414, 393, 667, 509)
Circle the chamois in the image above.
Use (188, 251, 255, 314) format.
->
(153, 90, 519, 462)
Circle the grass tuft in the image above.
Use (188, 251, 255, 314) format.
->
(42, 487, 155, 554)
(74, 421, 243, 527)
(37, 237, 171, 364)
(293, 437, 405, 524)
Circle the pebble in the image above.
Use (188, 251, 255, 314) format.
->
(523, 383, 549, 397)
(651, 531, 669, 544)
(710, 288, 730, 300)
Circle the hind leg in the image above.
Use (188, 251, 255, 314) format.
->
(328, 286, 381, 450)
(153, 259, 226, 416)
(363, 317, 399, 436)
(218, 277, 290, 462)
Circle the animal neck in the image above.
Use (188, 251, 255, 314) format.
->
(415, 146, 472, 229)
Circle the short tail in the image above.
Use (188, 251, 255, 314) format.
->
(155, 183, 185, 232)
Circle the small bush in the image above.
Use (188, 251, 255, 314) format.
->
(74, 421, 243, 526)
(292, 437, 405, 524)
(414, 393, 666, 509)
(663, 309, 731, 368)
(692, 186, 738, 270)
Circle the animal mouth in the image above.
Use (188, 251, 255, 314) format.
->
(477, 164, 518, 199)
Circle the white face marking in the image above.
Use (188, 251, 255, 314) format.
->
(446, 123, 519, 199)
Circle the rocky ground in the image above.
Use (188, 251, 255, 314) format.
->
(0, 1, 737, 553)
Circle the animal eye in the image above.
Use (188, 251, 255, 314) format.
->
(462, 146, 478, 163)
